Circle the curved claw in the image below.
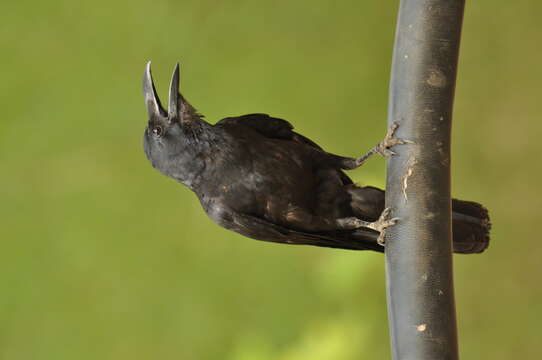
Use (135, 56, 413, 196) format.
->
(370, 207, 399, 232)
(374, 207, 399, 246)
(336, 207, 399, 246)
(376, 121, 414, 158)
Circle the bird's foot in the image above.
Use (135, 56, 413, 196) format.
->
(336, 207, 399, 246)
(353, 121, 413, 167)
(373, 207, 399, 246)
(375, 121, 413, 157)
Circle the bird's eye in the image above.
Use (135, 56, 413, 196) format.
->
(152, 126, 163, 136)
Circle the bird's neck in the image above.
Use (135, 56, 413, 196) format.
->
(167, 121, 223, 191)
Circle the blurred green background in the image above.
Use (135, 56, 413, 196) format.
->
(2, 0, 541, 359)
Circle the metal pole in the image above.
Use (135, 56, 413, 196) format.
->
(384, 0, 464, 359)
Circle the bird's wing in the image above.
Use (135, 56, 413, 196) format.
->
(216, 113, 324, 150)
(216, 113, 353, 185)
(226, 211, 383, 252)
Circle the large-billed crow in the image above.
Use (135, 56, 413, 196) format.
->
(142, 63, 490, 253)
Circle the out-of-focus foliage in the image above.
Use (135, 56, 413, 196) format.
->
(1, 0, 541, 359)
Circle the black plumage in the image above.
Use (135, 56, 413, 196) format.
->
(142, 63, 490, 254)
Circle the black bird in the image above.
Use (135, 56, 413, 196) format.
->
(142, 63, 490, 254)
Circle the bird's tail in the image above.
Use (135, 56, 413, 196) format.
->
(451, 199, 491, 254)
(347, 186, 491, 254)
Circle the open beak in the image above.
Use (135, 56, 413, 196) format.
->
(142, 61, 167, 118)
(168, 63, 180, 123)
(143, 61, 180, 123)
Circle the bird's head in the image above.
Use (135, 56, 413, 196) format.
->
(142, 62, 207, 186)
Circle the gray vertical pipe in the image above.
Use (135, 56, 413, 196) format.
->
(384, 0, 464, 359)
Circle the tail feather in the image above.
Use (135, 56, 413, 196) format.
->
(452, 199, 491, 254)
